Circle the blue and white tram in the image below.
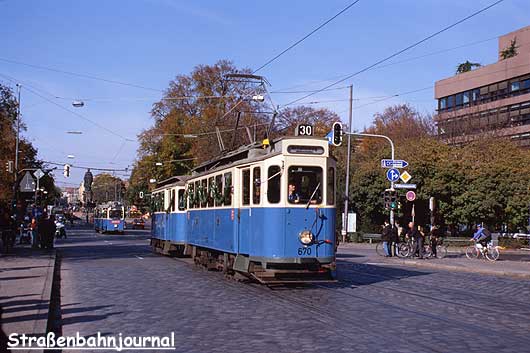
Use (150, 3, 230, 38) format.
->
(94, 202, 125, 233)
(185, 137, 336, 283)
(150, 176, 189, 255)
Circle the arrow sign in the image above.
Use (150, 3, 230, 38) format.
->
(381, 159, 409, 169)
(386, 168, 400, 182)
(20, 171, 36, 192)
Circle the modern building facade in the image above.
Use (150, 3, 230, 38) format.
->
(434, 26, 530, 146)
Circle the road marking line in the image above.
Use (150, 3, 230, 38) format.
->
(135, 255, 144, 260)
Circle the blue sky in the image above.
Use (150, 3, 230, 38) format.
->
(1, 0, 528, 187)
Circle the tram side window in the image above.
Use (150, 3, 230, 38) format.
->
(160, 192, 166, 211)
(288, 166, 323, 205)
(170, 189, 176, 212)
(327, 167, 335, 205)
(195, 181, 200, 209)
(187, 184, 195, 209)
(109, 209, 123, 219)
(215, 174, 223, 207)
(200, 179, 207, 208)
(242, 169, 250, 206)
(253, 167, 261, 205)
(207, 177, 214, 208)
(178, 189, 186, 210)
(267, 166, 281, 204)
(223, 172, 232, 206)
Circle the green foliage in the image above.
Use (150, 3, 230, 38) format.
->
(339, 104, 530, 232)
(500, 37, 519, 60)
(455, 61, 481, 74)
(92, 173, 125, 204)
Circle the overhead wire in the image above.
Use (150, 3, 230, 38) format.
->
(253, 0, 362, 73)
(281, 0, 506, 107)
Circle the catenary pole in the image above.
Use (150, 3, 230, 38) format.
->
(342, 85, 353, 243)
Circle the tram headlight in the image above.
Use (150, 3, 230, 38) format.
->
(299, 230, 314, 245)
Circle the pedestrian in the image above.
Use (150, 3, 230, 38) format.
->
(429, 225, 441, 258)
(381, 221, 392, 257)
(390, 223, 399, 257)
(30, 217, 38, 248)
(37, 212, 46, 248)
(45, 215, 56, 249)
(417, 225, 427, 259)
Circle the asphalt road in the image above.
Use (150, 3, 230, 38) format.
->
(55, 227, 530, 353)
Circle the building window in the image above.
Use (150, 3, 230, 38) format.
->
(472, 89, 480, 102)
(463, 91, 470, 105)
(511, 81, 520, 91)
(267, 166, 281, 204)
(522, 79, 530, 90)
(447, 95, 454, 109)
(439, 97, 447, 110)
(455, 93, 463, 107)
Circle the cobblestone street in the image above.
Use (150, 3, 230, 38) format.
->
(54, 228, 530, 353)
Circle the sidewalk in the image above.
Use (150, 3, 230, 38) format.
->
(0, 246, 56, 341)
(338, 243, 530, 279)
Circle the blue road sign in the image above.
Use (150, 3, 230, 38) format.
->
(381, 159, 409, 168)
(386, 168, 400, 182)
(325, 131, 333, 144)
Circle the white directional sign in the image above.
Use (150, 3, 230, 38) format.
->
(20, 171, 36, 192)
(400, 171, 412, 183)
(34, 169, 44, 180)
(381, 159, 409, 169)
(394, 183, 417, 189)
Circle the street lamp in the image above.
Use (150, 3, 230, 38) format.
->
(72, 100, 85, 108)
(67, 155, 75, 159)
(66, 131, 83, 135)
(155, 162, 163, 166)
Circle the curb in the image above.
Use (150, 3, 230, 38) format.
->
(384, 257, 530, 280)
(32, 249, 56, 337)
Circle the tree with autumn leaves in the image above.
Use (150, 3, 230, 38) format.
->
(0, 83, 59, 213)
(127, 60, 340, 206)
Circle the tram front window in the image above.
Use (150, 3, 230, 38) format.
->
(287, 166, 323, 205)
(109, 209, 123, 219)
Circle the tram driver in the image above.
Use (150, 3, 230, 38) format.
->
(288, 183, 301, 203)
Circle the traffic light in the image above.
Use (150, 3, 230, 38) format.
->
(331, 122, 343, 146)
(63, 164, 70, 177)
(5, 161, 13, 173)
(382, 189, 398, 209)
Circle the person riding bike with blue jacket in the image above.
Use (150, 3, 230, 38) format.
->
(470, 224, 492, 250)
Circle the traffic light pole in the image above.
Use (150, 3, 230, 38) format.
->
(345, 132, 395, 227)
(341, 85, 353, 243)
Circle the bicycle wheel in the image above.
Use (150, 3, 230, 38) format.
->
(424, 245, 433, 258)
(376, 242, 385, 257)
(436, 245, 448, 259)
(399, 243, 411, 258)
(486, 247, 500, 262)
(465, 246, 479, 259)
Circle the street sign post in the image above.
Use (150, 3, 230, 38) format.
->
(406, 191, 416, 201)
(386, 168, 400, 182)
(394, 183, 417, 189)
(381, 159, 409, 168)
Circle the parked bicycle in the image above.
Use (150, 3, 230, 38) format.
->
(465, 240, 500, 261)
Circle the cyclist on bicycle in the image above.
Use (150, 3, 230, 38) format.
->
(470, 224, 491, 252)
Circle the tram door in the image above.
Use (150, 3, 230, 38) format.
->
(238, 168, 252, 254)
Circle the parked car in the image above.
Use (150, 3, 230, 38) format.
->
(131, 218, 145, 230)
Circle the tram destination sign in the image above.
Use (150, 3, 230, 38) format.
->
(381, 159, 408, 168)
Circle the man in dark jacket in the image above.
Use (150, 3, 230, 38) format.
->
(45, 215, 56, 249)
(381, 221, 392, 257)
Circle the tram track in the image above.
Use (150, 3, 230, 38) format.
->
(141, 242, 530, 349)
